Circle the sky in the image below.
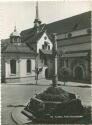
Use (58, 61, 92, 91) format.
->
(0, 1, 91, 39)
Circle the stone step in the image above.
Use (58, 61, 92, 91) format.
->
(21, 109, 35, 120)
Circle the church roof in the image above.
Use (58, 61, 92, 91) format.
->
(21, 11, 91, 41)
(1, 11, 91, 55)
(20, 11, 91, 54)
(21, 28, 45, 44)
(46, 11, 91, 34)
(21, 24, 46, 52)
(21, 24, 46, 37)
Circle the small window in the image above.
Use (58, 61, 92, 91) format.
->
(42, 45, 44, 49)
(44, 36, 47, 40)
(27, 60, 31, 73)
(44, 41, 48, 47)
(10, 59, 16, 74)
(48, 45, 50, 50)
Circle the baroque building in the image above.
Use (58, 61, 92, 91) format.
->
(1, 26, 36, 83)
(1, 3, 53, 83)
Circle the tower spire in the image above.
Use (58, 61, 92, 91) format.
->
(36, 1, 39, 20)
(14, 25, 17, 32)
(34, 1, 41, 27)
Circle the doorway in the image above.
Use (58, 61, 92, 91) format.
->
(74, 66, 84, 80)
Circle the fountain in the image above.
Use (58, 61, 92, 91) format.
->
(21, 33, 85, 123)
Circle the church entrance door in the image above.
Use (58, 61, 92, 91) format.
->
(75, 66, 83, 80)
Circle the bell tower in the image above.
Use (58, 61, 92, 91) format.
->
(34, 1, 41, 28)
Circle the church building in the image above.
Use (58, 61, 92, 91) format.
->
(1, 2, 53, 83)
(21, 9, 91, 84)
(1, 2, 91, 84)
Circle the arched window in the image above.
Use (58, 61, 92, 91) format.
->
(27, 60, 31, 73)
(10, 59, 16, 74)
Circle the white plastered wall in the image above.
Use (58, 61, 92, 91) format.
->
(5, 60, 10, 78)
(20, 58, 35, 77)
(37, 32, 53, 53)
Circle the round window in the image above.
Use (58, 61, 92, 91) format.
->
(44, 36, 47, 40)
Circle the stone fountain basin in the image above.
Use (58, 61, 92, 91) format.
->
(22, 87, 84, 123)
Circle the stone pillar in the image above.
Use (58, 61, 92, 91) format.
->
(17, 59, 21, 77)
(5, 60, 10, 78)
(91, 11, 92, 82)
(16, 60, 19, 76)
(52, 33, 58, 87)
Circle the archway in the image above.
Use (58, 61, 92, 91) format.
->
(74, 66, 84, 80)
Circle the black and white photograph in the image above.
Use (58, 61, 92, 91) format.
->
(1, 1, 92, 124)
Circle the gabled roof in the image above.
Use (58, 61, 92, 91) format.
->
(22, 30, 45, 44)
(21, 24, 46, 40)
(21, 24, 47, 53)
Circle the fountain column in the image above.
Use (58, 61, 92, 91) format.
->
(52, 33, 58, 87)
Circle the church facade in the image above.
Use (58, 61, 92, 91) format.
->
(21, 10, 91, 84)
(47, 11, 91, 83)
(1, 3, 91, 84)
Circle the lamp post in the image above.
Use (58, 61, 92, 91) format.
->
(52, 33, 58, 87)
